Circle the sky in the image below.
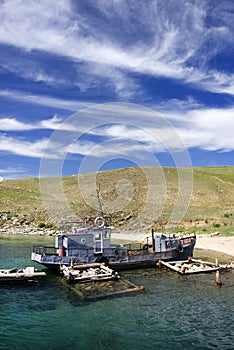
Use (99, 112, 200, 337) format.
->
(0, 0, 234, 180)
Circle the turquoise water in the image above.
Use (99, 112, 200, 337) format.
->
(0, 243, 233, 350)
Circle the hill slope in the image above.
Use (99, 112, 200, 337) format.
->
(0, 166, 233, 234)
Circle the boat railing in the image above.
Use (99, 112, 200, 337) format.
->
(163, 233, 196, 239)
(32, 245, 58, 255)
(32, 245, 120, 258)
(124, 242, 149, 251)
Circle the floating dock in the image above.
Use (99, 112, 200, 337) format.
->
(157, 258, 232, 275)
(0, 266, 46, 284)
(60, 262, 145, 299)
(60, 262, 120, 284)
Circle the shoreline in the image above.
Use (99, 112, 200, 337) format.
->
(194, 248, 233, 265)
(195, 234, 234, 257)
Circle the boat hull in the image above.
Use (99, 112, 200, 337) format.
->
(31, 238, 196, 272)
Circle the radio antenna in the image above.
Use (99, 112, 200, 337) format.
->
(96, 185, 104, 217)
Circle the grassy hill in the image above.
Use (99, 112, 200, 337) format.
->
(0, 166, 233, 235)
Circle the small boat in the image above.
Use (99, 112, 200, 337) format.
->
(31, 216, 196, 272)
(158, 258, 222, 275)
(60, 262, 120, 284)
(0, 266, 46, 284)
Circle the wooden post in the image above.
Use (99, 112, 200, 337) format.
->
(188, 257, 192, 264)
(152, 229, 155, 251)
(157, 260, 162, 269)
(216, 270, 222, 287)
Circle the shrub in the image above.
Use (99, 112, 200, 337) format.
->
(38, 222, 46, 228)
(213, 223, 220, 228)
(38, 222, 57, 229)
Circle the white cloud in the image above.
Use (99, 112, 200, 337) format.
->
(0, 102, 233, 162)
(0, 167, 25, 174)
(0, 134, 49, 158)
(0, 166, 27, 180)
(0, 0, 234, 95)
(0, 90, 91, 111)
(0, 118, 35, 131)
(0, 115, 73, 131)
(179, 108, 234, 152)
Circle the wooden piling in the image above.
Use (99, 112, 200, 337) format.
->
(216, 270, 222, 287)
(157, 260, 162, 269)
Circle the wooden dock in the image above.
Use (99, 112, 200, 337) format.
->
(157, 258, 232, 275)
(60, 263, 120, 284)
(0, 266, 46, 284)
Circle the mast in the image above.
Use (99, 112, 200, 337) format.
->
(96, 186, 104, 218)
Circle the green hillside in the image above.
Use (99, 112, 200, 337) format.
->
(0, 166, 233, 234)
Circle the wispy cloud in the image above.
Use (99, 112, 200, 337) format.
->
(0, 166, 27, 180)
(0, 134, 49, 158)
(0, 118, 35, 131)
(0, 0, 234, 96)
(0, 167, 25, 174)
(0, 90, 91, 111)
(1, 103, 233, 156)
(0, 115, 75, 131)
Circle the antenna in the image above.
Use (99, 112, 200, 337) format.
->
(96, 185, 104, 217)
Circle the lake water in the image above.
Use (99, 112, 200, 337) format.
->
(0, 242, 233, 350)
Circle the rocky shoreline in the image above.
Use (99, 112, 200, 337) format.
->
(0, 226, 59, 236)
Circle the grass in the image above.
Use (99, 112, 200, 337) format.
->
(0, 166, 233, 234)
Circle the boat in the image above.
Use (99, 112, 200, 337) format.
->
(0, 266, 46, 284)
(31, 217, 196, 272)
(60, 262, 120, 284)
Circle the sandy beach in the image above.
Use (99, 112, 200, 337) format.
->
(196, 234, 234, 257)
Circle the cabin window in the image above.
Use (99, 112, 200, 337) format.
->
(104, 231, 110, 239)
(95, 233, 101, 240)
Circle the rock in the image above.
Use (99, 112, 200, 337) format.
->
(210, 231, 220, 237)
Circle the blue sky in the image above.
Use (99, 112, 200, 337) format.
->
(0, 0, 234, 180)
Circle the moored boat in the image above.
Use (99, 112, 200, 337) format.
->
(31, 218, 196, 271)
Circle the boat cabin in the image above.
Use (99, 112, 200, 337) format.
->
(56, 226, 112, 258)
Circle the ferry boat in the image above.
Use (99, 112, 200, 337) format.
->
(31, 217, 196, 271)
